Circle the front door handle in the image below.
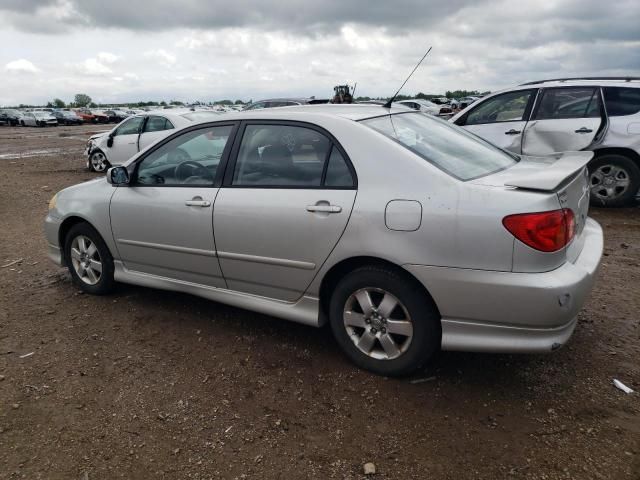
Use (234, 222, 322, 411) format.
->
(504, 129, 521, 135)
(575, 127, 593, 134)
(185, 197, 211, 207)
(306, 205, 342, 213)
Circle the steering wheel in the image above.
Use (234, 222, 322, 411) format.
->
(174, 160, 213, 183)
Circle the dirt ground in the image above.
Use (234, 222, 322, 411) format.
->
(0, 124, 638, 480)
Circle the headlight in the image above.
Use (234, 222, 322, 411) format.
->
(48, 193, 58, 210)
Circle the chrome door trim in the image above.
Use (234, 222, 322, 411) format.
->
(117, 238, 217, 257)
(217, 250, 316, 270)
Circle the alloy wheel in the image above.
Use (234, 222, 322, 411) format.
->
(343, 288, 414, 360)
(91, 152, 108, 172)
(70, 235, 102, 285)
(590, 164, 631, 202)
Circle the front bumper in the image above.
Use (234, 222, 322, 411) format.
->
(405, 218, 603, 353)
(44, 213, 63, 266)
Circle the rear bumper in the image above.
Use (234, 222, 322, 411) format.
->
(404, 217, 603, 353)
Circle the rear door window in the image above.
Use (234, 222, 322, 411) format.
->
(533, 87, 600, 119)
(603, 87, 640, 116)
(144, 116, 173, 132)
(231, 124, 354, 188)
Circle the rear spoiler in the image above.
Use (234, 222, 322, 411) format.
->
(505, 151, 593, 192)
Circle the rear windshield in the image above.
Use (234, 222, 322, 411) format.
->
(360, 112, 517, 180)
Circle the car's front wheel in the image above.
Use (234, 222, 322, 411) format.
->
(89, 151, 110, 172)
(329, 265, 441, 376)
(64, 223, 115, 295)
(589, 154, 640, 207)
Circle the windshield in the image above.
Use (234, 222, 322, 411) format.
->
(360, 112, 517, 180)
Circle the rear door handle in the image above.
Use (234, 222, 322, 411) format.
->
(185, 198, 211, 207)
(575, 127, 593, 134)
(504, 129, 521, 135)
(306, 205, 342, 213)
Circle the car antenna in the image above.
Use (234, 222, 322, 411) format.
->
(383, 46, 432, 108)
(351, 82, 358, 99)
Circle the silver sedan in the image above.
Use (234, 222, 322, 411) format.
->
(44, 105, 603, 376)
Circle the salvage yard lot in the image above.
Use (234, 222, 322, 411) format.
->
(0, 125, 638, 479)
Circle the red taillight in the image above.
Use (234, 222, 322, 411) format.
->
(502, 209, 575, 252)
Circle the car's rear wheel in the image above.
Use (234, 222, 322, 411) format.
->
(64, 223, 115, 295)
(89, 151, 110, 172)
(589, 154, 640, 207)
(329, 265, 440, 376)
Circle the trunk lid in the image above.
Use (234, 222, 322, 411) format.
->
(472, 151, 592, 265)
(472, 151, 592, 191)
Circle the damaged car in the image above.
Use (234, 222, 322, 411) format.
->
(451, 77, 640, 207)
(85, 110, 221, 172)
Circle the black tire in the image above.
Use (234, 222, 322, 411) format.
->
(589, 154, 640, 207)
(64, 223, 115, 295)
(329, 265, 441, 376)
(88, 150, 110, 172)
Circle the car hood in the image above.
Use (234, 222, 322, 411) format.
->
(89, 132, 109, 141)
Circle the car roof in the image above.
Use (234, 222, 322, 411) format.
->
(188, 104, 411, 123)
(252, 98, 313, 103)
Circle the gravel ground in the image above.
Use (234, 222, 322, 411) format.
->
(0, 124, 638, 480)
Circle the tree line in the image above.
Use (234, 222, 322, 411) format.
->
(10, 89, 491, 109)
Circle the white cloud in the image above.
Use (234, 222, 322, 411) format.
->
(144, 49, 177, 67)
(97, 52, 119, 64)
(0, 0, 639, 105)
(75, 58, 113, 75)
(5, 59, 40, 73)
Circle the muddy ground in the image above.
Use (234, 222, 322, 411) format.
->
(0, 124, 638, 479)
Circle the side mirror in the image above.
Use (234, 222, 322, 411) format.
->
(107, 133, 114, 148)
(106, 166, 130, 186)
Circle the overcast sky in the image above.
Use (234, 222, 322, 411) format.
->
(1, 0, 639, 106)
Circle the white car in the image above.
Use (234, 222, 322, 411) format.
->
(394, 99, 454, 117)
(85, 110, 222, 172)
(21, 111, 58, 127)
(451, 77, 640, 207)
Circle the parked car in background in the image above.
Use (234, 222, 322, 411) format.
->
(85, 110, 221, 172)
(243, 97, 329, 110)
(46, 105, 602, 376)
(52, 110, 83, 125)
(21, 111, 57, 127)
(430, 97, 451, 105)
(451, 77, 640, 207)
(104, 109, 130, 123)
(75, 109, 109, 124)
(394, 99, 454, 116)
(0, 109, 23, 126)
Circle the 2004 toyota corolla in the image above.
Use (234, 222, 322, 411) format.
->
(44, 105, 603, 376)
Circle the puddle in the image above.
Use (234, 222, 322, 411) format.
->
(0, 148, 79, 160)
